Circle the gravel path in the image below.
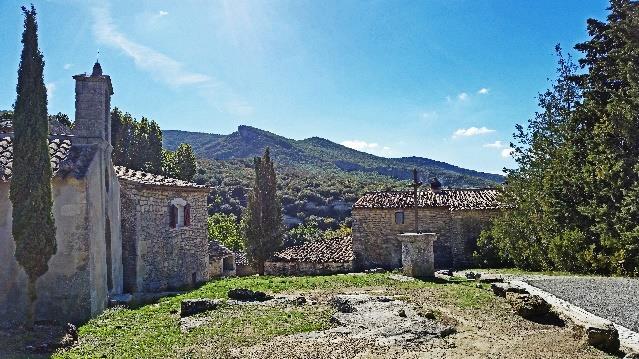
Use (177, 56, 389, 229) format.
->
(524, 276, 639, 332)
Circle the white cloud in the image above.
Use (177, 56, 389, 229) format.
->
(63, 63, 73, 70)
(91, 4, 210, 86)
(457, 92, 469, 101)
(483, 140, 504, 148)
(452, 126, 495, 138)
(421, 111, 437, 119)
(478, 88, 490, 95)
(341, 140, 379, 151)
(501, 147, 514, 158)
(159, 10, 169, 16)
(46, 82, 56, 101)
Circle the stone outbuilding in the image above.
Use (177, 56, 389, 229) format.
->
(208, 241, 236, 277)
(0, 63, 211, 327)
(117, 166, 211, 293)
(265, 236, 354, 276)
(352, 187, 502, 271)
(233, 252, 257, 276)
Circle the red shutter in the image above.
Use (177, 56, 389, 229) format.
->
(169, 204, 177, 228)
(184, 203, 191, 227)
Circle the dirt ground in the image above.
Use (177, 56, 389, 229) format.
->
(230, 285, 612, 359)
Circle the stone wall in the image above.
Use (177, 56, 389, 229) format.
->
(0, 152, 119, 326)
(352, 207, 498, 271)
(120, 182, 209, 293)
(264, 261, 354, 276)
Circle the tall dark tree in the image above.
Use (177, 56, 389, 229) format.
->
(243, 147, 283, 274)
(10, 5, 56, 326)
(147, 120, 163, 173)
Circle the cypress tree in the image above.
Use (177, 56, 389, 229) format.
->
(243, 147, 283, 274)
(10, 5, 56, 325)
(147, 120, 163, 173)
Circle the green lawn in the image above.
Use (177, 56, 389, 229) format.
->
(46, 273, 491, 359)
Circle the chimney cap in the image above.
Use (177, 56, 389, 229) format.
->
(91, 61, 103, 76)
(430, 177, 442, 191)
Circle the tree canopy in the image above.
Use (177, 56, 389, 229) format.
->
(481, 0, 639, 275)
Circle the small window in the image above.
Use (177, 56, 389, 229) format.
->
(169, 198, 190, 228)
(394, 211, 404, 225)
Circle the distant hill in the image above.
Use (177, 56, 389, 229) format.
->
(164, 125, 503, 187)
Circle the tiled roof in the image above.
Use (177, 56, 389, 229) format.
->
(209, 241, 232, 259)
(271, 236, 354, 263)
(353, 189, 502, 211)
(0, 136, 73, 181)
(0, 119, 73, 136)
(234, 251, 250, 266)
(114, 166, 208, 190)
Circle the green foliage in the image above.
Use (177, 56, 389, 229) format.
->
(284, 220, 323, 247)
(243, 148, 283, 274)
(10, 5, 56, 313)
(111, 108, 195, 180)
(207, 213, 244, 251)
(48, 112, 72, 128)
(163, 143, 197, 181)
(482, 1, 639, 276)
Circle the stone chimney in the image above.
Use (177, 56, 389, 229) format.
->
(430, 177, 442, 193)
(73, 61, 114, 144)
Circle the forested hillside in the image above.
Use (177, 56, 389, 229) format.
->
(165, 125, 502, 228)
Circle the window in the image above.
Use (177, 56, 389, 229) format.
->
(394, 211, 404, 225)
(169, 198, 191, 228)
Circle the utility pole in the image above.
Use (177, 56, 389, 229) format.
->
(411, 168, 423, 233)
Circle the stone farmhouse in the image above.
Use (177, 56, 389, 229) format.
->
(265, 236, 354, 276)
(351, 181, 502, 271)
(0, 63, 211, 327)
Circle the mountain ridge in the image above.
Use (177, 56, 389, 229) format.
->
(164, 125, 503, 186)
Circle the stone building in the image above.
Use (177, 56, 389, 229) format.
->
(265, 236, 354, 276)
(208, 241, 236, 277)
(0, 63, 210, 327)
(117, 166, 210, 292)
(351, 186, 501, 271)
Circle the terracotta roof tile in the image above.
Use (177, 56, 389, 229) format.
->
(353, 189, 502, 211)
(234, 251, 250, 266)
(209, 241, 232, 259)
(114, 166, 207, 189)
(271, 236, 354, 263)
(0, 136, 73, 181)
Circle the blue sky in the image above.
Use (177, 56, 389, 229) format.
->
(0, 0, 609, 173)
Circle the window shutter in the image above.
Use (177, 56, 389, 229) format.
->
(169, 204, 176, 228)
(184, 203, 191, 227)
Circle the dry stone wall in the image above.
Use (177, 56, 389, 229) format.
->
(264, 261, 353, 276)
(120, 182, 209, 293)
(352, 208, 498, 270)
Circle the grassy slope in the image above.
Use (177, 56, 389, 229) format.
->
(52, 274, 492, 359)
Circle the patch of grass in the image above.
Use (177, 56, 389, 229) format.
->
(441, 282, 494, 309)
(50, 273, 496, 358)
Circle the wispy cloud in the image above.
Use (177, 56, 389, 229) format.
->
(457, 92, 469, 101)
(501, 147, 514, 158)
(452, 126, 495, 138)
(341, 140, 395, 157)
(91, 4, 210, 86)
(478, 88, 490, 95)
(46, 82, 56, 101)
(341, 140, 379, 151)
(225, 100, 254, 117)
(159, 10, 169, 16)
(483, 140, 503, 148)
(63, 63, 73, 70)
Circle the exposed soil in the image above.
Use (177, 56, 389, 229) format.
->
(230, 286, 611, 359)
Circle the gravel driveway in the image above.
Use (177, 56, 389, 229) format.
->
(524, 276, 639, 332)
